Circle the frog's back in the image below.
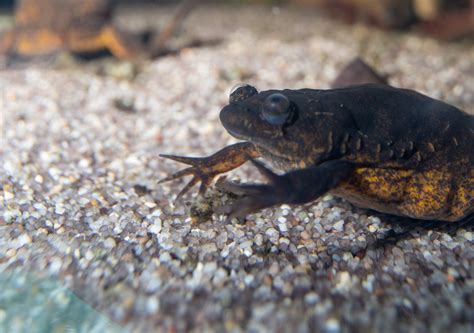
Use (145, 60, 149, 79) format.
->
(323, 84, 473, 166)
(320, 84, 473, 221)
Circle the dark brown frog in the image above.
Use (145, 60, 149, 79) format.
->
(160, 68, 473, 223)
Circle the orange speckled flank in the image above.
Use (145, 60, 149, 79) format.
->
(448, 169, 474, 221)
(333, 167, 473, 222)
(401, 170, 453, 220)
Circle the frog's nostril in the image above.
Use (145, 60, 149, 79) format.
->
(219, 105, 234, 125)
(229, 83, 247, 95)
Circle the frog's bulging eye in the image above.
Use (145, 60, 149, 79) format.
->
(229, 84, 258, 103)
(261, 93, 291, 125)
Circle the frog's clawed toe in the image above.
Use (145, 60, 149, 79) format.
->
(159, 143, 260, 200)
(159, 154, 203, 166)
(159, 153, 217, 198)
(157, 166, 194, 184)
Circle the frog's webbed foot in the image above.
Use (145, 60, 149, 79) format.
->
(218, 159, 354, 220)
(159, 142, 260, 199)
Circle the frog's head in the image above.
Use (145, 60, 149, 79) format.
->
(220, 84, 342, 169)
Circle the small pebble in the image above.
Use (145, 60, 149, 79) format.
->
(333, 220, 345, 232)
(265, 228, 280, 244)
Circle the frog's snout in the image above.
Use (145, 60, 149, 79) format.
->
(219, 104, 237, 130)
(219, 104, 251, 140)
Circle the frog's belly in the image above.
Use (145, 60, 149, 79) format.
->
(330, 167, 473, 222)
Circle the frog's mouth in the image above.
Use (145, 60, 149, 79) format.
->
(220, 104, 255, 139)
(225, 128, 249, 141)
(225, 128, 297, 170)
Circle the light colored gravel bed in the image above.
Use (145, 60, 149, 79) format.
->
(1, 4, 473, 333)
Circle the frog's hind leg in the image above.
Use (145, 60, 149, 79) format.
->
(331, 57, 388, 88)
(218, 159, 353, 219)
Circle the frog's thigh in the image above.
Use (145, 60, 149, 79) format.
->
(400, 170, 451, 219)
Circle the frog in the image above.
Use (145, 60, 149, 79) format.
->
(0, 0, 138, 59)
(160, 79, 473, 223)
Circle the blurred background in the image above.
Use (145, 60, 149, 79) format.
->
(0, 0, 472, 51)
(1, 0, 473, 37)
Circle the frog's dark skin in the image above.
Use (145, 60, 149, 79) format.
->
(160, 83, 473, 222)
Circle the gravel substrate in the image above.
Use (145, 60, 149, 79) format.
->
(1, 4, 473, 333)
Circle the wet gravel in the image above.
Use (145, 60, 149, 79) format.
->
(1, 4, 473, 333)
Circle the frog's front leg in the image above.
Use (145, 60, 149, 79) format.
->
(159, 142, 260, 198)
(219, 159, 354, 219)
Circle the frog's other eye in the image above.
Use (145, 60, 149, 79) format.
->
(261, 93, 291, 125)
(229, 84, 258, 103)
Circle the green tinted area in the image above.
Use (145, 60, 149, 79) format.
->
(0, 269, 126, 333)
